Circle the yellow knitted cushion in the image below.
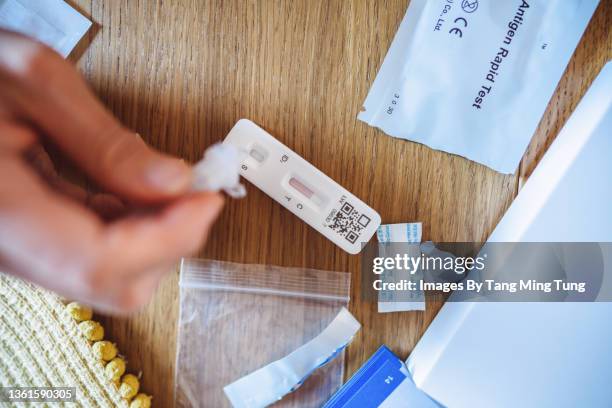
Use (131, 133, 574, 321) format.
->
(0, 273, 130, 407)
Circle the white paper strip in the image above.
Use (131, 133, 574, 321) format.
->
(224, 307, 361, 408)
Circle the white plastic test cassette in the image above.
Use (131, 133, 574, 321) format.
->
(224, 119, 381, 254)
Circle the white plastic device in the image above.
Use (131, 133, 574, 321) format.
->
(224, 119, 381, 254)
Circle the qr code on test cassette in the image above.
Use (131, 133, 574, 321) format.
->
(329, 202, 371, 244)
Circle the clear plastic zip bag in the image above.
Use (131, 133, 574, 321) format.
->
(174, 259, 353, 408)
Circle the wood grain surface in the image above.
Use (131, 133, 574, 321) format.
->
(64, 0, 611, 406)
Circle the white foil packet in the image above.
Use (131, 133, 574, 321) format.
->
(358, 0, 599, 173)
(0, 0, 91, 58)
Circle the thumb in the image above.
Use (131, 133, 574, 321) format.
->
(89, 127, 193, 202)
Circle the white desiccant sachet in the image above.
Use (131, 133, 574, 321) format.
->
(191, 143, 246, 198)
(223, 307, 361, 408)
(0, 0, 91, 58)
(377, 223, 424, 312)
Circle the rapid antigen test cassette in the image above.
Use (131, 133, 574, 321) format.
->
(224, 119, 381, 254)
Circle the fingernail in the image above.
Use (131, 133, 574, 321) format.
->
(146, 159, 190, 193)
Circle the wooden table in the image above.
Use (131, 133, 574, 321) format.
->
(67, 1, 612, 406)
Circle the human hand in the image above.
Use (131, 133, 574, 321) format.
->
(0, 30, 224, 313)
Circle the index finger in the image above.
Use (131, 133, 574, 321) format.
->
(0, 30, 192, 202)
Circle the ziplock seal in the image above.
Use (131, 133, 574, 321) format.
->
(180, 259, 351, 302)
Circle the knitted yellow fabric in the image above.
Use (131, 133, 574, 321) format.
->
(0, 273, 127, 407)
